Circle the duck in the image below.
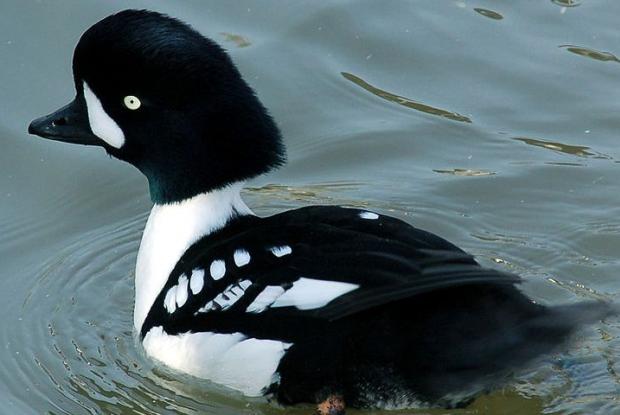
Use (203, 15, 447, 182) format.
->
(28, 9, 616, 414)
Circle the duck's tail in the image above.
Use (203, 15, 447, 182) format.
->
(529, 300, 618, 335)
(412, 298, 618, 407)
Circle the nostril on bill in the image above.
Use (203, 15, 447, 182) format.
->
(51, 117, 68, 127)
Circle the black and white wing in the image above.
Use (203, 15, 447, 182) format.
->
(140, 206, 521, 340)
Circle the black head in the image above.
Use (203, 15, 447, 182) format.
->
(29, 9, 285, 203)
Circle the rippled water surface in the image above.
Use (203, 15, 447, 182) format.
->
(2, 1, 620, 414)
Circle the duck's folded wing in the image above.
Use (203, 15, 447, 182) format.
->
(141, 207, 521, 337)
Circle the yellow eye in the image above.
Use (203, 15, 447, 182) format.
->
(123, 95, 141, 110)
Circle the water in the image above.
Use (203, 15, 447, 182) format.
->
(2, 1, 620, 413)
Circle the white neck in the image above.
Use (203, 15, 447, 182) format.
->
(134, 182, 252, 331)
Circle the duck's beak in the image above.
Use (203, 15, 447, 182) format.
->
(28, 97, 101, 146)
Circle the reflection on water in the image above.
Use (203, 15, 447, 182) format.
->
(4, 0, 620, 414)
(560, 45, 620, 63)
(246, 181, 363, 200)
(341, 72, 472, 123)
(513, 136, 613, 159)
(551, 0, 582, 7)
(544, 162, 585, 167)
(473, 8, 504, 20)
(220, 32, 251, 48)
(17, 214, 279, 415)
(246, 182, 392, 210)
(433, 168, 495, 177)
(546, 276, 611, 302)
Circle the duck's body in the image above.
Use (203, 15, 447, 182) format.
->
(28, 9, 615, 412)
(133, 181, 604, 407)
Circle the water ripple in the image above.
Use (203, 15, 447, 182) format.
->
(551, 0, 582, 7)
(341, 72, 472, 123)
(474, 8, 504, 20)
(9, 213, 282, 414)
(433, 168, 495, 177)
(219, 32, 251, 48)
(513, 136, 613, 159)
(560, 45, 620, 64)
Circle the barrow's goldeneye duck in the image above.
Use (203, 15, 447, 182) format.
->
(28, 9, 616, 414)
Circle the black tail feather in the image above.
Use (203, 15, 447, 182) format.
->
(425, 300, 618, 406)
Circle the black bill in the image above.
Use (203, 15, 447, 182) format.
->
(28, 97, 101, 146)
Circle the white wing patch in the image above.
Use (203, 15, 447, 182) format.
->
(83, 82, 125, 148)
(189, 268, 205, 295)
(359, 211, 379, 220)
(271, 278, 359, 310)
(245, 278, 358, 313)
(210, 260, 226, 280)
(270, 245, 292, 257)
(142, 326, 292, 396)
(246, 286, 286, 313)
(233, 249, 251, 267)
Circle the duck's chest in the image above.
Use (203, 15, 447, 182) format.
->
(133, 187, 294, 395)
(134, 186, 250, 331)
(134, 202, 216, 332)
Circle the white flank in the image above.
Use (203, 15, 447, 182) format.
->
(359, 211, 379, 220)
(233, 249, 251, 267)
(176, 275, 189, 308)
(246, 286, 286, 313)
(83, 82, 125, 148)
(134, 182, 253, 331)
(271, 278, 359, 310)
(210, 260, 226, 280)
(270, 245, 292, 257)
(142, 326, 292, 396)
(189, 269, 205, 295)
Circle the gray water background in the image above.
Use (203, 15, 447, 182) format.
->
(1, 1, 620, 414)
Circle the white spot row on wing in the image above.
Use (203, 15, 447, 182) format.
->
(210, 259, 226, 280)
(233, 249, 251, 266)
(359, 211, 379, 220)
(190, 269, 205, 294)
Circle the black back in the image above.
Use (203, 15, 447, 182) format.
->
(141, 206, 615, 406)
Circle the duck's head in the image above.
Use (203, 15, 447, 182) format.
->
(28, 9, 285, 204)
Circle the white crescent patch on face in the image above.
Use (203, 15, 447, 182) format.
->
(83, 82, 125, 148)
